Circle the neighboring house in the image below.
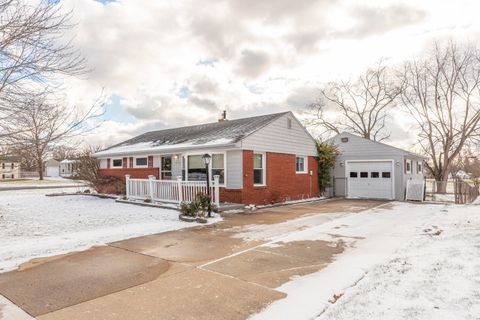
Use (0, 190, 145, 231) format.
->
(93, 111, 319, 205)
(0, 156, 21, 180)
(44, 159, 60, 177)
(329, 132, 426, 201)
(59, 159, 78, 177)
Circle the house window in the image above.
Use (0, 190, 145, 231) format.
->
(187, 154, 225, 183)
(296, 156, 307, 173)
(253, 153, 265, 185)
(135, 157, 148, 167)
(112, 159, 122, 167)
(382, 172, 391, 178)
(350, 172, 358, 178)
(360, 172, 368, 178)
(417, 162, 422, 173)
(1, 163, 4, 169)
(11, 163, 14, 169)
(212, 154, 225, 184)
(188, 155, 206, 181)
(406, 159, 412, 174)
(161, 156, 172, 180)
(371, 172, 380, 178)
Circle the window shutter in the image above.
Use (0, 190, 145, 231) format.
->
(404, 159, 406, 174)
(107, 158, 111, 169)
(129, 157, 134, 168)
(148, 156, 153, 168)
(122, 157, 128, 168)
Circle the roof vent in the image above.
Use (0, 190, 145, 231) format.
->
(218, 110, 227, 122)
(341, 137, 349, 143)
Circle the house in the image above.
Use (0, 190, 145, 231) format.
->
(44, 159, 60, 177)
(0, 156, 21, 180)
(59, 159, 78, 177)
(93, 111, 319, 205)
(329, 132, 426, 200)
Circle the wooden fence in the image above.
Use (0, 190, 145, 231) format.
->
(125, 175, 220, 207)
(454, 178, 479, 204)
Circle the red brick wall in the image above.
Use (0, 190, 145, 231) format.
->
(219, 188, 243, 204)
(98, 168, 159, 180)
(238, 150, 319, 205)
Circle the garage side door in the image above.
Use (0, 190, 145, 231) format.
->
(347, 161, 393, 200)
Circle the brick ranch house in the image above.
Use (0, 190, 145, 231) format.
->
(93, 111, 319, 205)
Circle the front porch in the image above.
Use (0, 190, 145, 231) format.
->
(125, 175, 244, 211)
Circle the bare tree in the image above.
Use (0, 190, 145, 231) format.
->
(0, 0, 86, 137)
(400, 42, 480, 190)
(309, 64, 402, 141)
(8, 91, 104, 180)
(76, 146, 101, 186)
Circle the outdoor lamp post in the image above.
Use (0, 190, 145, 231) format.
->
(202, 153, 212, 217)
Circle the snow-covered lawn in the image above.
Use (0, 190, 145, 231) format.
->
(0, 189, 220, 272)
(251, 202, 480, 320)
(0, 177, 83, 188)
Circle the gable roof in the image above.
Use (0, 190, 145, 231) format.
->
(331, 132, 428, 160)
(94, 112, 291, 157)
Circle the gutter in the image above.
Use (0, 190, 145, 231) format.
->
(92, 143, 238, 158)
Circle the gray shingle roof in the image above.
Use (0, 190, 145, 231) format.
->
(103, 111, 290, 152)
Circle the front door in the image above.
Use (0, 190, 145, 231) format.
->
(161, 156, 172, 180)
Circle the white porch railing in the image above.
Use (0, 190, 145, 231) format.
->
(125, 175, 220, 207)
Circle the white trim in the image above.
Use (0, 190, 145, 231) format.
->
(417, 161, 422, 174)
(93, 143, 237, 158)
(345, 159, 395, 200)
(111, 158, 123, 168)
(184, 151, 227, 187)
(253, 152, 267, 186)
(133, 156, 148, 168)
(295, 155, 308, 174)
(405, 159, 412, 174)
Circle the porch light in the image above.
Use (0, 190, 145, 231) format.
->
(202, 153, 212, 218)
(202, 153, 211, 165)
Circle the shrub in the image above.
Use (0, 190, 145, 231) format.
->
(316, 142, 339, 193)
(93, 176, 126, 194)
(179, 192, 215, 218)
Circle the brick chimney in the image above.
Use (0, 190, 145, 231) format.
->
(218, 110, 227, 122)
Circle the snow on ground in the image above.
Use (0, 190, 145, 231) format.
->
(251, 202, 480, 320)
(0, 177, 86, 189)
(0, 188, 221, 272)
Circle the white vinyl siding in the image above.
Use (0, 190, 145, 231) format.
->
(241, 114, 317, 156)
(99, 159, 108, 169)
(226, 150, 242, 189)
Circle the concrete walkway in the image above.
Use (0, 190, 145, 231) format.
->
(0, 198, 385, 320)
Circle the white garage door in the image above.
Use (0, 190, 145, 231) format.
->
(46, 166, 60, 177)
(347, 161, 394, 200)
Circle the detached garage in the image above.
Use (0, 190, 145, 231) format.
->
(330, 133, 426, 201)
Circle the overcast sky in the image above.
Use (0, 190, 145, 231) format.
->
(60, 0, 480, 150)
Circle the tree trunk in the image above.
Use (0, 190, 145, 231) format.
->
(37, 159, 44, 180)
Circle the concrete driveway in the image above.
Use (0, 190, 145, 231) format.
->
(0, 198, 385, 320)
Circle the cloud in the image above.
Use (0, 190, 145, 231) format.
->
(54, 0, 480, 150)
(236, 50, 271, 78)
